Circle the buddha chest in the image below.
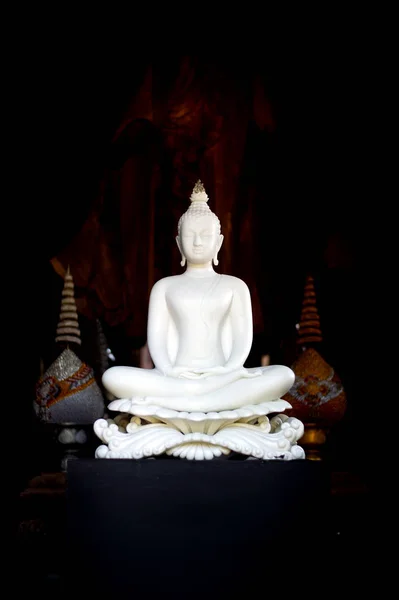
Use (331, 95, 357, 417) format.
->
(166, 276, 233, 326)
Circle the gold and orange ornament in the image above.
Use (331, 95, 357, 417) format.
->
(283, 275, 346, 459)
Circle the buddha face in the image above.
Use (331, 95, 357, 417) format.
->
(177, 215, 223, 266)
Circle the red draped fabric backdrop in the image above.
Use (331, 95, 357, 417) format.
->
(51, 57, 279, 364)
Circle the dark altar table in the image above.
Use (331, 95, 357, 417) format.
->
(66, 458, 330, 596)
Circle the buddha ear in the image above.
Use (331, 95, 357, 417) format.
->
(213, 234, 224, 266)
(176, 236, 186, 267)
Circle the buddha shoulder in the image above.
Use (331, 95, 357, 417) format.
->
(150, 275, 182, 295)
(220, 274, 251, 295)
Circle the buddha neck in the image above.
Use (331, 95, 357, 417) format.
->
(185, 262, 217, 277)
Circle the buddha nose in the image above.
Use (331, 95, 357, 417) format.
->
(194, 233, 202, 246)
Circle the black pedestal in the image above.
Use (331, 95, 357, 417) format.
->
(66, 458, 329, 595)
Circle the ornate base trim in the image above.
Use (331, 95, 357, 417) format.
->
(94, 401, 305, 461)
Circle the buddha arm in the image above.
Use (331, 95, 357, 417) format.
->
(147, 280, 172, 374)
(224, 280, 253, 371)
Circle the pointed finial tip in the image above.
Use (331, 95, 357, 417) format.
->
(190, 179, 209, 203)
(193, 179, 205, 194)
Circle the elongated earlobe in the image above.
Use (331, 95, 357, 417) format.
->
(213, 234, 224, 266)
(176, 236, 186, 268)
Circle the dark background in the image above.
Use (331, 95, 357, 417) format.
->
(13, 41, 378, 495)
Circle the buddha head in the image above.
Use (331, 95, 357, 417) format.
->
(176, 180, 224, 267)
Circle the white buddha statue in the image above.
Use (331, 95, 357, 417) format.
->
(102, 181, 295, 414)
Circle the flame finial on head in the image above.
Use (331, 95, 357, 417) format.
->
(190, 179, 209, 203)
(193, 179, 205, 194)
(178, 179, 220, 235)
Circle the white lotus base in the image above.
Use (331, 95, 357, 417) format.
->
(94, 399, 305, 460)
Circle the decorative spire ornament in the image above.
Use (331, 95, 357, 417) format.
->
(55, 266, 81, 346)
(35, 266, 105, 428)
(283, 273, 346, 460)
(297, 275, 323, 347)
